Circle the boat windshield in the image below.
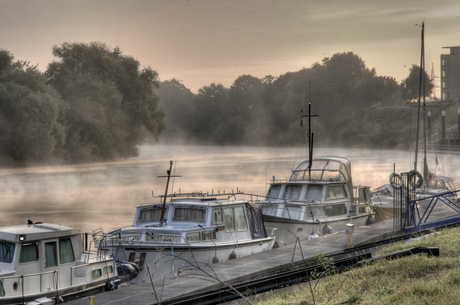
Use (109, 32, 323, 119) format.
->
(0, 240, 15, 264)
(138, 207, 168, 223)
(173, 207, 206, 222)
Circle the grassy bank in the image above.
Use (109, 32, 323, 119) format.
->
(236, 227, 460, 305)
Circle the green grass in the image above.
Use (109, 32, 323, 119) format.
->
(233, 226, 460, 305)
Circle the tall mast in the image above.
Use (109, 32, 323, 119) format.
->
(414, 21, 427, 180)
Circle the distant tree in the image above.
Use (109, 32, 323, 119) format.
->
(157, 79, 195, 143)
(46, 42, 165, 162)
(192, 83, 229, 143)
(400, 64, 433, 102)
(0, 50, 65, 165)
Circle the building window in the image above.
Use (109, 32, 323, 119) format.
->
(442, 58, 449, 67)
(442, 92, 450, 101)
(442, 81, 449, 89)
(442, 70, 449, 78)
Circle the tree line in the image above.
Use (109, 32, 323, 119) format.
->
(0, 42, 437, 166)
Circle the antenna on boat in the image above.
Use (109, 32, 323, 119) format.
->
(301, 102, 319, 180)
(158, 160, 182, 226)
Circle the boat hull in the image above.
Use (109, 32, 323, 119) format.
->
(107, 237, 276, 281)
(263, 214, 373, 245)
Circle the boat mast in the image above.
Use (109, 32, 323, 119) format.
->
(301, 98, 319, 180)
(159, 161, 174, 226)
(414, 21, 428, 181)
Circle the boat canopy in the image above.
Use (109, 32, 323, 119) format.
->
(290, 157, 351, 182)
(289, 157, 353, 199)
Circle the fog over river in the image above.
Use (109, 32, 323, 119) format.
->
(1, 145, 459, 234)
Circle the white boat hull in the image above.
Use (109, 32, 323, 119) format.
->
(108, 237, 276, 281)
(264, 214, 373, 245)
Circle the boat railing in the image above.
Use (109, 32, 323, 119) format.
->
(0, 270, 57, 299)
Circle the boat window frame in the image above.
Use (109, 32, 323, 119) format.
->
(137, 206, 168, 224)
(223, 207, 235, 233)
(173, 207, 207, 223)
(324, 204, 348, 217)
(325, 185, 348, 201)
(185, 232, 201, 243)
(91, 268, 102, 279)
(0, 240, 16, 264)
(211, 207, 223, 225)
(45, 241, 58, 268)
(59, 238, 75, 265)
(19, 242, 39, 264)
(234, 206, 248, 232)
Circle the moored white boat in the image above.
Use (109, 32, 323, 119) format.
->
(96, 193, 276, 281)
(260, 156, 375, 245)
(0, 222, 120, 305)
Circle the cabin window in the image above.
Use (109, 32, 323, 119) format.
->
(304, 206, 327, 219)
(282, 205, 302, 219)
(326, 185, 347, 200)
(304, 185, 323, 202)
(223, 208, 235, 232)
(261, 204, 278, 216)
(92, 268, 102, 279)
(138, 207, 167, 223)
(283, 185, 302, 200)
(324, 204, 347, 217)
(322, 171, 340, 181)
(59, 238, 75, 264)
(0, 280, 4, 297)
(173, 208, 206, 222)
(266, 185, 281, 200)
(185, 232, 200, 242)
(45, 242, 58, 267)
(0, 241, 15, 263)
(104, 265, 113, 276)
(234, 206, 248, 231)
(19, 243, 38, 264)
(202, 230, 217, 241)
(212, 208, 223, 224)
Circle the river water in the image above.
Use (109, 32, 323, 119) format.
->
(1, 145, 458, 233)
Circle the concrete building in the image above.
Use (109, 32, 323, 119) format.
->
(441, 46, 460, 102)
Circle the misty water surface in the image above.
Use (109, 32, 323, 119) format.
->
(1, 145, 459, 234)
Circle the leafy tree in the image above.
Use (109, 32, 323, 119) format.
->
(156, 79, 195, 143)
(46, 42, 165, 162)
(0, 50, 65, 165)
(400, 64, 433, 102)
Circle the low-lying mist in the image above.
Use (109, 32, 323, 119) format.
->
(1, 145, 459, 233)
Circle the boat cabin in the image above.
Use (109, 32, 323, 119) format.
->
(119, 200, 268, 244)
(0, 223, 116, 303)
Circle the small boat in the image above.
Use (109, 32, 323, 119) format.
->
(95, 162, 276, 281)
(0, 221, 121, 305)
(260, 157, 374, 245)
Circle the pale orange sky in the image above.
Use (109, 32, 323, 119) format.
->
(1, 0, 460, 94)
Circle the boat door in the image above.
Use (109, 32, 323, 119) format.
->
(41, 239, 63, 292)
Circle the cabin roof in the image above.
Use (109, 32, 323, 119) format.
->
(137, 199, 249, 209)
(0, 223, 80, 242)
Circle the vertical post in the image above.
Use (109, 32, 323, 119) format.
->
(427, 111, 432, 145)
(457, 108, 460, 144)
(442, 110, 446, 145)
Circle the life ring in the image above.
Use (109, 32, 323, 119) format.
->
(409, 170, 423, 188)
(389, 173, 403, 189)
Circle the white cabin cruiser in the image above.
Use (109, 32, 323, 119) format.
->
(0, 222, 120, 304)
(260, 157, 374, 245)
(96, 194, 276, 281)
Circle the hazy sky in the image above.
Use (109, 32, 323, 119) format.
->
(2, 0, 460, 93)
